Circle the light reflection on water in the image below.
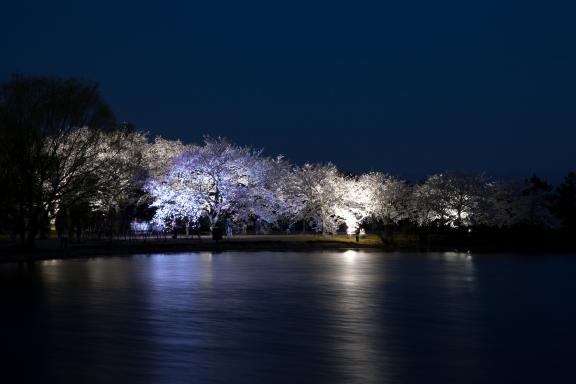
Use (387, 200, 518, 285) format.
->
(1, 251, 576, 383)
(329, 250, 390, 382)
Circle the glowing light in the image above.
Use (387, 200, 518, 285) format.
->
(130, 220, 151, 232)
(343, 249, 359, 263)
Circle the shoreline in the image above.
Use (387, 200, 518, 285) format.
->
(0, 238, 381, 263)
(1, 235, 576, 263)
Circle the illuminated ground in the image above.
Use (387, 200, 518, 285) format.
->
(0, 234, 384, 262)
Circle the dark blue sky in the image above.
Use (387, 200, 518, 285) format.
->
(2, 0, 575, 182)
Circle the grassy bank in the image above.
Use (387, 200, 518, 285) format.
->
(1, 233, 575, 263)
(0, 234, 385, 263)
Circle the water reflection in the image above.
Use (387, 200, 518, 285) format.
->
(328, 250, 390, 382)
(1, 252, 576, 383)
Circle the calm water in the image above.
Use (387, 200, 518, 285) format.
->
(1, 251, 575, 383)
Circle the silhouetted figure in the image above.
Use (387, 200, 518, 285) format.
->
(55, 210, 69, 249)
(60, 229, 69, 249)
(76, 224, 82, 242)
(225, 219, 233, 237)
(212, 226, 223, 241)
(355, 228, 360, 242)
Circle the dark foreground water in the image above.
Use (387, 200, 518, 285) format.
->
(1, 251, 575, 383)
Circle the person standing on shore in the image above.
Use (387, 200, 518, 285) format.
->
(55, 211, 69, 249)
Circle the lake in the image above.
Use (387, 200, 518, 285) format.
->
(1, 251, 575, 383)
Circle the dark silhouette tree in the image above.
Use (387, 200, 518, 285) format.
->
(516, 174, 557, 228)
(0, 74, 116, 246)
(554, 172, 576, 232)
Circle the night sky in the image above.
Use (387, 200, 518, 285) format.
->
(2, 1, 575, 182)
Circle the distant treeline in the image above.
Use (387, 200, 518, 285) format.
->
(1, 75, 575, 247)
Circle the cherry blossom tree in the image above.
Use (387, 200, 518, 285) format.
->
(286, 163, 353, 234)
(145, 137, 272, 233)
(232, 155, 298, 228)
(144, 136, 188, 179)
(145, 174, 205, 232)
(411, 172, 488, 228)
(332, 175, 375, 234)
(87, 129, 149, 215)
(360, 172, 411, 225)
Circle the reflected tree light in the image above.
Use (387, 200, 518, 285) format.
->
(343, 249, 360, 263)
